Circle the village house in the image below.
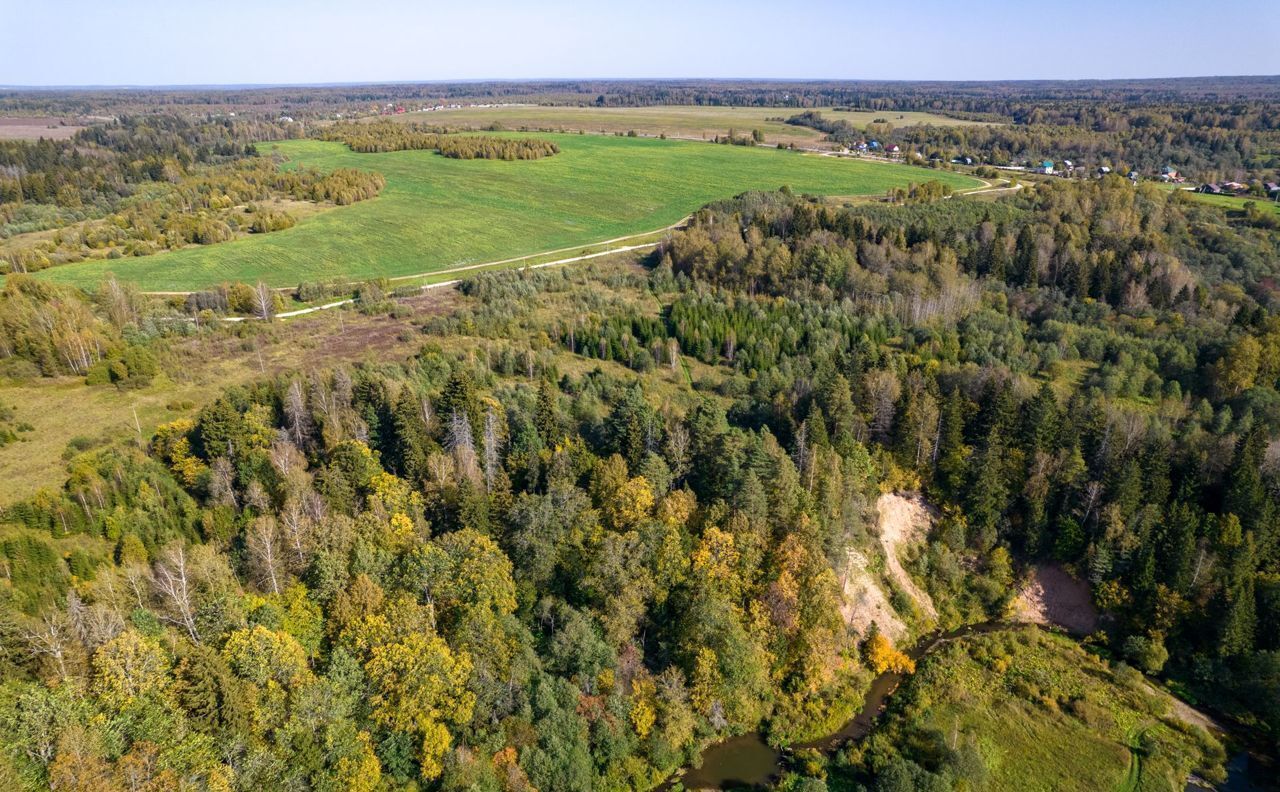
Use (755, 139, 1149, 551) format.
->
(1160, 166, 1184, 183)
(1098, 166, 1112, 175)
(1039, 160, 1055, 175)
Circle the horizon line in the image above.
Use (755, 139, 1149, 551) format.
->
(3, 74, 1279, 92)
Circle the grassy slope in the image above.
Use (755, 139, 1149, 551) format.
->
(861, 627, 1221, 792)
(36, 133, 979, 291)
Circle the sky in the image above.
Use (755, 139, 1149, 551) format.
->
(2, 0, 1277, 86)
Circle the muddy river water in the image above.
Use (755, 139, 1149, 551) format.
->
(667, 622, 1272, 791)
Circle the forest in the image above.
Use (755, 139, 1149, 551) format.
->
(321, 121, 560, 160)
(0, 169, 1276, 790)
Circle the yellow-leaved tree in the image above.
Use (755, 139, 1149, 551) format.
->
(364, 630, 474, 780)
(864, 631, 916, 675)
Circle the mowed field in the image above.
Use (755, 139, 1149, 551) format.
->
(0, 117, 85, 140)
(37, 133, 980, 291)
(399, 104, 993, 147)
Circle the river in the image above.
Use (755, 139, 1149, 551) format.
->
(666, 621, 1274, 791)
(670, 621, 1010, 790)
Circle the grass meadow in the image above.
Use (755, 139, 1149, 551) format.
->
(36, 133, 980, 291)
(858, 627, 1224, 792)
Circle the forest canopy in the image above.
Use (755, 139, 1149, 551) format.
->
(320, 121, 560, 160)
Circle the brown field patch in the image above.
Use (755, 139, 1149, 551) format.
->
(0, 117, 84, 140)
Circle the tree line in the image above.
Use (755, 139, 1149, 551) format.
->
(321, 121, 560, 160)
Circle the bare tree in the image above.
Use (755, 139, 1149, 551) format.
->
(24, 611, 75, 681)
(66, 590, 123, 650)
(482, 407, 504, 492)
(152, 544, 201, 642)
(244, 480, 270, 513)
(419, 395, 435, 431)
(269, 436, 306, 483)
(122, 563, 149, 610)
(209, 457, 238, 508)
(280, 497, 314, 569)
(100, 276, 138, 330)
(253, 282, 275, 321)
(247, 516, 284, 595)
(283, 380, 312, 447)
(448, 412, 480, 484)
(665, 422, 690, 482)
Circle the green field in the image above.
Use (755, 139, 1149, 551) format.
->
(1185, 190, 1280, 215)
(35, 133, 980, 292)
(856, 628, 1224, 791)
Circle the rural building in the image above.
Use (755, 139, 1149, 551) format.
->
(1160, 166, 1184, 183)
(1039, 160, 1055, 174)
(1265, 182, 1279, 195)
(1098, 166, 1112, 175)
(1198, 183, 1222, 194)
(885, 144, 901, 155)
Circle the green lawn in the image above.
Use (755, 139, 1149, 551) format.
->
(1158, 183, 1280, 216)
(35, 133, 979, 291)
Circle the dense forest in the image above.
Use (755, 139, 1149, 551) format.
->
(321, 121, 560, 160)
(0, 173, 1276, 789)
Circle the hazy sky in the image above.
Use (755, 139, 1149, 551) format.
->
(3, 0, 1277, 86)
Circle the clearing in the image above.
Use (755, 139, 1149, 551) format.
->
(1012, 563, 1099, 635)
(0, 117, 84, 141)
(33, 132, 981, 291)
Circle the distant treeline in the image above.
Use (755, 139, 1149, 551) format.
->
(320, 121, 559, 160)
(789, 108, 1280, 181)
(785, 110, 868, 146)
(5, 77, 1279, 119)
